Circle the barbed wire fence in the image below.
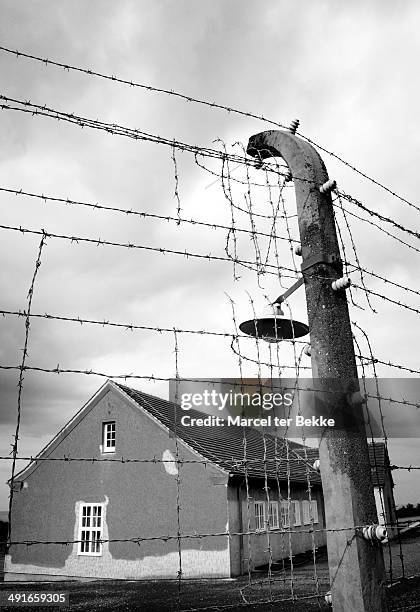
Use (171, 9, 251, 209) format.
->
(0, 46, 419, 610)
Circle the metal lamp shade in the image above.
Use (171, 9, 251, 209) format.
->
(239, 316, 309, 342)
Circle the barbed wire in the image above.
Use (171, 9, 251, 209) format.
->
(0, 95, 280, 170)
(194, 155, 420, 248)
(0, 455, 325, 467)
(345, 261, 420, 299)
(0, 306, 315, 375)
(196, 145, 420, 255)
(355, 354, 420, 376)
(0, 184, 296, 244)
(2, 455, 418, 474)
(334, 193, 376, 312)
(198, 153, 290, 190)
(1, 184, 419, 306)
(334, 200, 366, 312)
(7, 236, 46, 546)
(0, 308, 239, 339)
(336, 189, 420, 242)
(198, 156, 420, 292)
(352, 329, 394, 577)
(333, 197, 420, 255)
(230, 336, 420, 376)
(2, 45, 420, 216)
(171, 143, 182, 226)
(0, 222, 297, 278)
(4, 517, 418, 547)
(11, 216, 420, 318)
(351, 283, 420, 316)
(169, 330, 183, 608)
(0, 52, 418, 603)
(2, 94, 419, 251)
(1, 364, 418, 408)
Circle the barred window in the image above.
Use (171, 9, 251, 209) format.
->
(254, 501, 265, 532)
(310, 499, 319, 524)
(280, 501, 290, 528)
(292, 500, 301, 526)
(302, 500, 311, 525)
(268, 501, 279, 529)
(302, 499, 319, 524)
(78, 504, 103, 555)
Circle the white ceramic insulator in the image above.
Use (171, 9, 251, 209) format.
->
(375, 526, 388, 542)
(331, 276, 351, 291)
(289, 119, 300, 134)
(313, 459, 320, 473)
(294, 244, 302, 256)
(362, 525, 388, 543)
(304, 343, 311, 357)
(319, 179, 337, 194)
(324, 591, 332, 605)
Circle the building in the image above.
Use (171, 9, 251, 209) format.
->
(4, 381, 392, 581)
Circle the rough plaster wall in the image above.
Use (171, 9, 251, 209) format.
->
(239, 483, 327, 569)
(227, 485, 241, 576)
(5, 386, 231, 580)
(5, 495, 230, 579)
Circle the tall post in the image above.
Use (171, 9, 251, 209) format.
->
(247, 130, 388, 611)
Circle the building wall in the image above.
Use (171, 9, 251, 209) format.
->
(228, 479, 326, 574)
(227, 481, 242, 576)
(5, 386, 231, 580)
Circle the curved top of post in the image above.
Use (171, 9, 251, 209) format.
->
(247, 129, 337, 261)
(247, 129, 329, 187)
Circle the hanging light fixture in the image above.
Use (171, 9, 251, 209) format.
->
(239, 303, 309, 342)
(239, 277, 309, 342)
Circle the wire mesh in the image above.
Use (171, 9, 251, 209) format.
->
(0, 53, 419, 611)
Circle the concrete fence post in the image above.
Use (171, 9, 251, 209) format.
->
(247, 130, 388, 611)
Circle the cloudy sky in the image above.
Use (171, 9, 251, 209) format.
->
(0, 0, 419, 511)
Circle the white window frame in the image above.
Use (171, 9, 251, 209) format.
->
(102, 421, 116, 453)
(292, 500, 301, 526)
(254, 501, 265, 532)
(310, 499, 319, 524)
(280, 500, 290, 528)
(268, 501, 279, 529)
(302, 500, 311, 525)
(78, 503, 104, 556)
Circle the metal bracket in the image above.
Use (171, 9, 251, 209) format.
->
(272, 254, 342, 305)
(301, 253, 340, 272)
(273, 276, 304, 305)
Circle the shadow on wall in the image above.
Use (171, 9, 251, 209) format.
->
(0, 521, 8, 581)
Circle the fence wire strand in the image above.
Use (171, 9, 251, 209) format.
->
(0, 69, 418, 611)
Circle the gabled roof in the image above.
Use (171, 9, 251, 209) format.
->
(12, 381, 389, 489)
(117, 385, 390, 487)
(117, 384, 321, 484)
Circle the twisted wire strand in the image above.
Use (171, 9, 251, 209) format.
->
(7, 236, 46, 548)
(2, 45, 420, 214)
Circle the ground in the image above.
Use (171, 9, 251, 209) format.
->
(0, 535, 418, 611)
